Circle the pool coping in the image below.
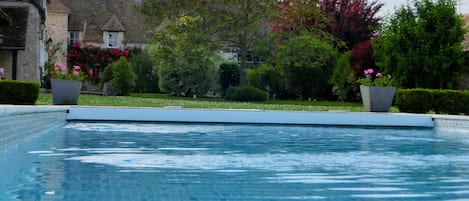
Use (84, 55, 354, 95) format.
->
(67, 106, 435, 128)
(2, 105, 469, 130)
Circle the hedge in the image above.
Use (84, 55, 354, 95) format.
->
(395, 89, 469, 114)
(0, 80, 40, 105)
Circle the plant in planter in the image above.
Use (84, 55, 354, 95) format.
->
(357, 69, 395, 112)
(50, 62, 85, 105)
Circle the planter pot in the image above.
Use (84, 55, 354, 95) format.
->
(360, 85, 396, 112)
(51, 78, 82, 105)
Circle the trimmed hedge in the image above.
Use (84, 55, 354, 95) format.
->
(396, 89, 469, 114)
(0, 80, 40, 105)
(225, 86, 267, 102)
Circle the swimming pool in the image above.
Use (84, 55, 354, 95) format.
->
(1, 122, 469, 200)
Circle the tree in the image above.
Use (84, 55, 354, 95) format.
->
(269, 0, 329, 41)
(374, 0, 465, 89)
(153, 16, 218, 97)
(131, 51, 159, 93)
(277, 35, 338, 99)
(320, 0, 383, 50)
(141, 0, 278, 86)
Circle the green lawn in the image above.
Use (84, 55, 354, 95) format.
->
(36, 93, 399, 112)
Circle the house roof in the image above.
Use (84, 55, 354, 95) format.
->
(102, 16, 125, 32)
(47, 0, 70, 14)
(61, 0, 150, 44)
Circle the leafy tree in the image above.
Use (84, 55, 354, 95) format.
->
(269, 0, 329, 41)
(330, 51, 360, 101)
(131, 51, 159, 93)
(141, 0, 278, 86)
(349, 40, 376, 75)
(277, 35, 338, 99)
(320, 0, 383, 50)
(153, 16, 218, 97)
(374, 0, 465, 89)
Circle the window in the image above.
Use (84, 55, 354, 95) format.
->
(108, 32, 119, 48)
(68, 31, 80, 46)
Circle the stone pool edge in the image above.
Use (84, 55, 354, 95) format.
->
(2, 105, 469, 150)
(67, 106, 435, 128)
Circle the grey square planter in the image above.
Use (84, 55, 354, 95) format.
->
(360, 85, 396, 112)
(51, 78, 82, 105)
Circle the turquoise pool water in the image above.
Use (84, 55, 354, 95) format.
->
(1, 123, 469, 200)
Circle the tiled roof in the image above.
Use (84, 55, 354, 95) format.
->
(47, 0, 70, 14)
(61, 0, 150, 44)
(102, 16, 125, 32)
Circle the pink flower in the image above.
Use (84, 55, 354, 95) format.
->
(54, 62, 63, 69)
(60, 65, 68, 72)
(73, 65, 81, 70)
(376, 72, 382, 77)
(0, 67, 5, 76)
(364, 68, 374, 75)
(73, 70, 79, 76)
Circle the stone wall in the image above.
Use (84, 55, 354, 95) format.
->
(46, 12, 69, 63)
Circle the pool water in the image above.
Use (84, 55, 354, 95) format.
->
(1, 123, 469, 201)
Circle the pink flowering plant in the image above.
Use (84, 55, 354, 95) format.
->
(357, 68, 394, 87)
(50, 62, 85, 81)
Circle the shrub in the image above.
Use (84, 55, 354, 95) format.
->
(247, 63, 294, 99)
(330, 51, 359, 101)
(67, 42, 138, 84)
(277, 35, 337, 100)
(131, 51, 159, 93)
(158, 59, 217, 97)
(0, 80, 40, 105)
(219, 62, 240, 96)
(225, 86, 267, 102)
(101, 57, 137, 96)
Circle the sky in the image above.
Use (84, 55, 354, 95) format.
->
(379, 0, 469, 16)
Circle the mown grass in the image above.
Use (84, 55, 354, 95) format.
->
(36, 93, 399, 112)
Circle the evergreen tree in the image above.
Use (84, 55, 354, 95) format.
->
(375, 0, 466, 89)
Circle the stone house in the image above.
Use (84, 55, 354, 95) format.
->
(0, 0, 46, 81)
(46, 0, 150, 63)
